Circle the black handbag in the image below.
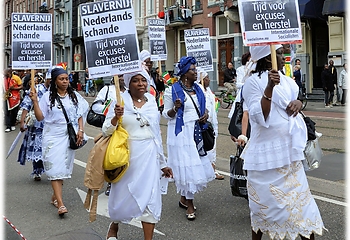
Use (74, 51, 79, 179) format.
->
(187, 92, 215, 152)
(56, 96, 87, 150)
(228, 99, 251, 139)
(87, 86, 109, 128)
(230, 146, 248, 199)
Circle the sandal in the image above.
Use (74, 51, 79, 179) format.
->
(58, 206, 68, 216)
(50, 195, 58, 208)
(106, 222, 118, 240)
(186, 212, 196, 221)
(179, 201, 197, 210)
(215, 172, 224, 180)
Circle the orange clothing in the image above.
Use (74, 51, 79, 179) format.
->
(5, 74, 22, 110)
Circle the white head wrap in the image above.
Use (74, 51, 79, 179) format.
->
(196, 70, 208, 84)
(123, 65, 150, 88)
(139, 50, 151, 62)
(245, 44, 283, 75)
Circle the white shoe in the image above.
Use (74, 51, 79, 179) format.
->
(11, 126, 16, 131)
(5, 128, 10, 132)
(329, 104, 333, 108)
(325, 105, 330, 108)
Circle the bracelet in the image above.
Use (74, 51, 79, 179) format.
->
(172, 106, 177, 113)
(263, 93, 272, 101)
(79, 129, 84, 132)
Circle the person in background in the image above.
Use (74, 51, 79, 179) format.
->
(339, 63, 347, 106)
(293, 65, 302, 89)
(91, 74, 126, 196)
(85, 68, 93, 95)
(162, 56, 215, 221)
(4, 68, 23, 132)
(103, 68, 172, 240)
(242, 45, 325, 240)
(223, 62, 237, 97)
(228, 52, 251, 119)
(199, 71, 223, 180)
(321, 63, 334, 108)
(329, 60, 340, 105)
(29, 67, 89, 216)
(17, 72, 51, 181)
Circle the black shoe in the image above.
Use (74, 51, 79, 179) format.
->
(105, 183, 111, 196)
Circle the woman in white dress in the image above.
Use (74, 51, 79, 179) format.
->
(163, 56, 215, 220)
(30, 67, 89, 216)
(241, 45, 326, 240)
(103, 68, 172, 240)
(198, 71, 223, 180)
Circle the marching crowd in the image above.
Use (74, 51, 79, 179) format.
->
(4, 46, 330, 240)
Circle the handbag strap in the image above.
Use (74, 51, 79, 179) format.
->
(56, 96, 70, 124)
(185, 91, 201, 118)
(104, 85, 109, 102)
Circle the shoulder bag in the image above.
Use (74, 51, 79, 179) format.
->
(300, 111, 323, 171)
(230, 145, 248, 199)
(228, 90, 251, 138)
(187, 92, 215, 152)
(56, 96, 87, 150)
(87, 86, 109, 128)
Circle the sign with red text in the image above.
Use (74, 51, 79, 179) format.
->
(80, 0, 141, 78)
(11, 13, 52, 69)
(238, 0, 302, 46)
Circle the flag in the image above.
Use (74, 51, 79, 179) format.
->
(158, 91, 164, 106)
(57, 62, 68, 70)
(162, 71, 170, 81)
(215, 97, 220, 112)
(102, 99, 112, 116)
(284, 53, 293, 78)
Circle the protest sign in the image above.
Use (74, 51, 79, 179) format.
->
(238, 0, 302, 46)
(148, 19, 167, 61)
(80, 0, 141, 79)
(184, 28, 213, 72)
(11, 13, 52, 69)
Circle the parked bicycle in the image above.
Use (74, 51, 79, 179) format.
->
(219, 90, 235, 109)
(81, 80, 96, 97)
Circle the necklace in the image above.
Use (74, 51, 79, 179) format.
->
(132, 96, 148, 103)
(180, 81, 194, 92)
(58, 92, 68, 98)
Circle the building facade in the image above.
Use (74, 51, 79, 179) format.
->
(3, 0, 346, 92)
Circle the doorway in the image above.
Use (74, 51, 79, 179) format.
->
(218, 38, 234, 86)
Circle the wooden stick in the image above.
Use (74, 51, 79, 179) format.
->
(158, 61, 162, 76)
(113, 75, 121, 105)
(270, 45, 277, 70)
(30, 69, 35, 92)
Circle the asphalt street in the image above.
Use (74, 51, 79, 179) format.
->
(4, 94, 347, 240)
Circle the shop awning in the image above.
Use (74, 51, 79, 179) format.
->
(298, 0, 326, 20)
(322, 0, 345, 17)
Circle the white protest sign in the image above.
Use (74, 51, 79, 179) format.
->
(11, 13, 52, 69)
(148, 19, 167, 61)
(238, 0, 302, 46)
(184, 28, 213, 72)
(80, 0, 141, 78)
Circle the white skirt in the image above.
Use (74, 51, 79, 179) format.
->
(166, 121, 215, 196)
(247, 161, 326, 240)
(42, 123, 75, 180)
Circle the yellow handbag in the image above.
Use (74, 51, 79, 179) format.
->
(103, 122, 130, 183)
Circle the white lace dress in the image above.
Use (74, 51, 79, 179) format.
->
(241, 71, 326, 239)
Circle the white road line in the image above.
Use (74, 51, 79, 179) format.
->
(75, 159, 346, 207)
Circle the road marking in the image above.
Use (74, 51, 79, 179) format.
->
(75, 159, 346, 207)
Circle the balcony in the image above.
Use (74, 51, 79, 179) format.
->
(53, 33, 64, 44)
(165, 6, 192, 27)
(55, 0, 65, 11)
(135, 17, 145, 34)
(71, 27, 83, 39)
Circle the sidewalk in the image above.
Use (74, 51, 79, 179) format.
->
(303, 101, 347, 113)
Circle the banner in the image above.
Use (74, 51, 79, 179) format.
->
(184, 28, 213, 72)
(148, 19, 167, 61)
(11, 13, 52, 69)
(238, 0, 302, 46)
(80, 0, 141, 78)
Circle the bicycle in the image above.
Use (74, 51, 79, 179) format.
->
(82, 80, 96, 97)
(298, 85, 308, 110)
(219, 90, 235, 109)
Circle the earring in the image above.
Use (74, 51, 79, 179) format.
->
(55, 84, 58, 89)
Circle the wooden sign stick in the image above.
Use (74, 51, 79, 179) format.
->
(30, 69, 35, 92)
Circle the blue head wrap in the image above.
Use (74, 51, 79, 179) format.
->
(176, 56, 197, 76)
(51, 67, 67, 82)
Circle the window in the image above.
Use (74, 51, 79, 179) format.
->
(147, 0, 154, 15)
(55, 15, 59, 33)
(193, 0, 202, 11)
(65, 11, 70, 36)
(218, 16, 236, 36)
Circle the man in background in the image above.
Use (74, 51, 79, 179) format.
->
(223, 62, 237, 97)
(329, 60, 340, 106)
